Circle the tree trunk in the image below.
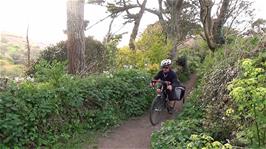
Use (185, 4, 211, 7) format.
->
(104, 17, 115, 44)
(167, 0, 184, 59)
(199, 0, 216, 51)
(212, 0, 229, 44)
(129, 0, 148, 50)
(199, 0, 230, 51)
(67, 0, 85, 74)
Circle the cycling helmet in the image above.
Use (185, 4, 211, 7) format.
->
(160, 59, 172, 67)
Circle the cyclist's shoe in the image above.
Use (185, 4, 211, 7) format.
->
(154, 108, 161, 112)
(167, 106, 174, 114)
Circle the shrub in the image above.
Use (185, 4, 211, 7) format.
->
(0, 60, 153, 147)
(227, 53, 266, 147)
(28, 37, 108, 75)
(186, 134, 232, 149)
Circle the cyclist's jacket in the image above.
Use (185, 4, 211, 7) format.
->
(153, 69, 180, 86)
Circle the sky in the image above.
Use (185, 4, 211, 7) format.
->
(0, 0, 266, 47)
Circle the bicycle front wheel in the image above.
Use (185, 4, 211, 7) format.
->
(149, 96, 166, 126)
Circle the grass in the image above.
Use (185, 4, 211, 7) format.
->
(6, 44, 21, 54)
(0, 60, 25, 77)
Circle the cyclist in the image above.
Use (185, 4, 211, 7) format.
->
(150, 59, 184, 113)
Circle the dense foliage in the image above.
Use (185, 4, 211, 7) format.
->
(228, 53, 266, 147)
(198, 37, 266, 148)
(2, 14, 265, 149)
(116, 23, 208, 79)
(151, 35, 266, 148)
(116, 22, 172, 74)
(0, 60, 153, 147)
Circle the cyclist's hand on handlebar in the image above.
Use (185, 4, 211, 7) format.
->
(150, 82, 155, 87)
(165, 81, 171, 85)
(167, 85, 173, 91)
(150, 80, 159, 87)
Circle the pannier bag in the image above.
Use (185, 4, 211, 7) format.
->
(174, 86, 185, 100)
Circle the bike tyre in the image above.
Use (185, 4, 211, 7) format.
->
(149, 96, 165, 126)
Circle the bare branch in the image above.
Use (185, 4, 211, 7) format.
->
(87, 13, 114, 30)
(122, 0, 137, 19)
(144, 8, 161, 17)
(158, 0, 165, 21)
(26, 24, 31, 67)
(136, 0, 141, 6)
(129, 0, 148, 50)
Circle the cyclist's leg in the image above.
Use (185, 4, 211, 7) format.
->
(167, 90, 176, 108)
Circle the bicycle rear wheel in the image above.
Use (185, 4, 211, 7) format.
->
(149, 96, 166, 126)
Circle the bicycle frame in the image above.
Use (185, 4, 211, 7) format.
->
(153, 80, 169, 103)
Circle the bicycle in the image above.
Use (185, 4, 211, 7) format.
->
(149, 80, 185, 126)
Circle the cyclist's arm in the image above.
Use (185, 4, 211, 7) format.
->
(150, 71, 162, 86)
(171, 72, 180, 87)
(153, 71, 162, 80)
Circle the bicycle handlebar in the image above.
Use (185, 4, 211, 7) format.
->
(151, 80, 170, 86)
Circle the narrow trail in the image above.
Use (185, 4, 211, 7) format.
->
(96, 74, 197, 149)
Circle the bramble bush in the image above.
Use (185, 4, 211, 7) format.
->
(0, 60, 153, 148)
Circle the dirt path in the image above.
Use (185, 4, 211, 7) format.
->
(96, 74, 197, 149)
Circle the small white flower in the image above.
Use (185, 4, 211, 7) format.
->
(14, 77, 19, 82)
(123, 65, 128, 69)
(103, 71, 109, 74)
(26, 76, 34, 82)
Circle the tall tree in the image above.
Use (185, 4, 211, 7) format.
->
(199, 0, 229, 51)
(107, 0, 187, 59)
(107, 0, 148, 50)
(67, 0, 86, 74)
(199, 0, 254, 51)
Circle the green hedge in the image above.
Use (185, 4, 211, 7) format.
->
(0, 61, 153, 147)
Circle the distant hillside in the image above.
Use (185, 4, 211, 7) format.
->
(0, 32, 46, 77)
